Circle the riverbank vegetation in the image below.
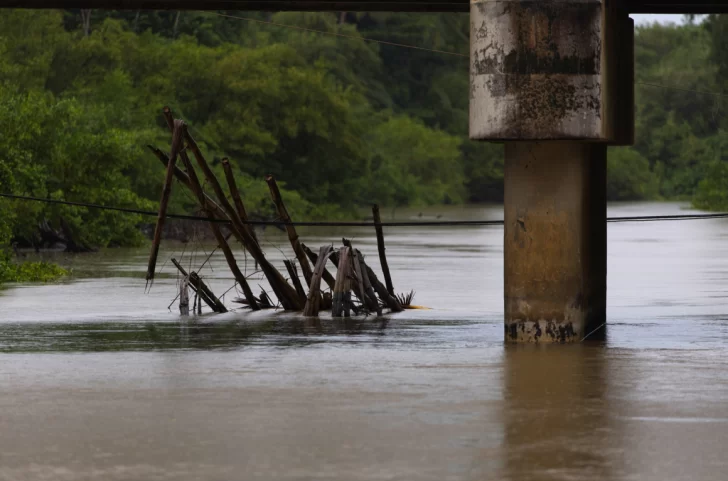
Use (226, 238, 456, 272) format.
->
(1, 10, 728, 262)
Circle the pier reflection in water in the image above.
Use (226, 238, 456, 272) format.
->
(2, 203, 728, 480)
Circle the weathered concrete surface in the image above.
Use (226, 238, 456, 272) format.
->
(469, 0, 632, 143)
(504, 142, 607, 343)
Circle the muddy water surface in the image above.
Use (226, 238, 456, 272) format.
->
(1, 203, 728, 481)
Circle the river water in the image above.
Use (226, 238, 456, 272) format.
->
(1, 202, 728, 481)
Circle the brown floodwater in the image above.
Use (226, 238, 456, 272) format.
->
(1, 202, 728, 481)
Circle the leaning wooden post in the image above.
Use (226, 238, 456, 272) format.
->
(152, 143, 299, 308)
(190, 272, 227, 313)
(157, 108, 300, 310)
(171, 258, 227, 313)
(146, 116, 184, 287)
(342, 238, 403, 313)
(354, 249, 382, 316)
(179, 124, 302, 311)
(329, 248, 368, 308)
(284, 260, 307, 302)
(372, 204, 395, 297)
(179, 151, 260, 311)
(149, 146, 230, 221)
(302, 243, 336, 291)
(332, 247, 353, 318)
(303, 245, 333, 317)
(362, 258, 403, 313)
(349, 245, 379, 314)
(266, 175, 314, 286)
(221, 157, 260, 268)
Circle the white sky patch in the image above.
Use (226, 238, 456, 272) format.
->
(630, 14, 704, 25)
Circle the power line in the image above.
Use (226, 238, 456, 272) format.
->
(637, 81, 728, 99)
(3, 192, 728, 227)
(212, 12, 728, 99)
(212, 12, 469, 58)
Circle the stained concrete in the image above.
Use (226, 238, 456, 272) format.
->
(504, 142, 607, 343)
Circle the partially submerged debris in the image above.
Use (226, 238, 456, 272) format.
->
(145, 108, 413, 318)
(396, 290, 416, 308)
(171, 258, 227, 313)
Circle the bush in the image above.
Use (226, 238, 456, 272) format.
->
(607, 147, 660, 201)
(0, 260, 68, 283)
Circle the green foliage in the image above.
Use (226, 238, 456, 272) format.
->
(3, 6, 728, 270)
(0, 260, 68, 283)
(694, 162, 728, 210)
(362, 115, 464, 207)
(607, 148, 660, 201)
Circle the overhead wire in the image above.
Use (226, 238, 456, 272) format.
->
(3, 15, 723, 235)
(212, 12, 469, 58)
(2, 192, 728, 226)
(211, 11, 728, 100)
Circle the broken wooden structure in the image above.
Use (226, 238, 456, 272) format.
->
(147, 108, 412, 318)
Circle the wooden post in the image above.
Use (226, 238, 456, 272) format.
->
(171, 258, 227, 313)
(146, 116, 184, 286)
(221, 157, 260, 269)
(355, 249, 382, 316)
(329, 248, 368, 309)
(266, 175, 314, 285)
(350, 246, 379, 314)
(155, 108, 301, 310)
(178, 151, 260, 311)
(363, 259, 403, 313)
(179, 123, 302, 310)
(284, 260, 307, 302)
(303, 245, 333, 317)
(191, 272, 227, 313)
(149, 146, 229, 220)
(302, 243, 336, 291)
(259, 290, 274, 308)
(179, 276, 190, 316)
(342, 238, 403, 313)
(372, 204, 395, 297)
(350, 248, 367, 310)
(332, 247, 352, 318)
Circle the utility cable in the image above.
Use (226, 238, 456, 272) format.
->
(3, 192, 728, 227)
(212, 12, 728, 99)
(212, 12, 469, 58)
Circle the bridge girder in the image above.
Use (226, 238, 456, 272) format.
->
(0, 0, 727, 14)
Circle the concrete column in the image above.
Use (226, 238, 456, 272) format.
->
(504, 142, 606, 343)
(470, 0, 632, 342)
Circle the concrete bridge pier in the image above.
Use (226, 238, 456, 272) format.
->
(504, 142, 607, 342)
(470, 0, 634, 342)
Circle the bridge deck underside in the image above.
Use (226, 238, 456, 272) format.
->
(1, 0, 727, 13)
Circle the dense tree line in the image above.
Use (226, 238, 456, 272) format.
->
(1, 10, 727, 265)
